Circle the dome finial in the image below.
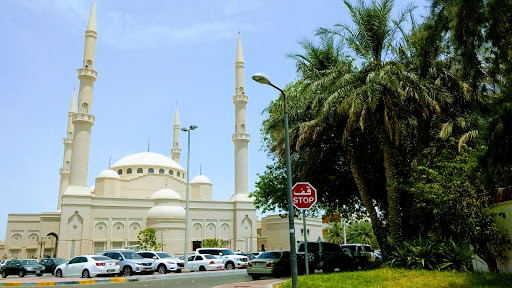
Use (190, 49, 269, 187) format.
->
(200, 162, 202, 175)
(147, 138, 150, 152)
(108, 156, 112, 168)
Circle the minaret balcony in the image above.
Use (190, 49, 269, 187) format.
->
(63, 138, 73, 144)
(232, 133, 250, 142)
(72, 113, 95, 125)
(171, 148, 182, 153)
(60, 168, 70, 174)
(233, 94, 248, 104)
(77, 68, 97, 79)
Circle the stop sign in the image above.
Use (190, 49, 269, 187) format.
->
(292, 182, 317, 210)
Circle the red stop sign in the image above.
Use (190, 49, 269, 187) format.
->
(292, 182, 317, 210)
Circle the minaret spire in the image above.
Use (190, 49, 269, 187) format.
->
(66, 1, 98, 192)
(171, 103, 182, 163)
(232, 33, 250, 199)
(57, 89, 78, 209)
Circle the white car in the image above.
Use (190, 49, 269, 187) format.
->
(55, 255, 120, 278)
(186, 254, 224, 271)
(195, 248, 249, 270)
(137, 251, 183, 274)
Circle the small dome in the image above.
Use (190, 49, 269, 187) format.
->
(97, 169, 120, 179)
(191, 175, 211, 184)
(147, 206, 185, 219)
(111, 152, 184, 170)
(89, 185, 95, 193)
(151, 188, 181, 200)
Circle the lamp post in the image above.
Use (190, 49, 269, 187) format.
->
(252, 73, 298, 288)
(160, 229, 168, 251)
(181, 125, 197, 272)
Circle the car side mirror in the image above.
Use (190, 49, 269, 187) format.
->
(153, 256, 158, 259)
(219, 253, 223, 256)
(118, 257, 122, 260)
(16, 263, 21, 266)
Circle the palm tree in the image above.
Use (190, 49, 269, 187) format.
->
(325, 221, 345, 244)
(347, 220, 374, 245)
(314, 0, 441, 248)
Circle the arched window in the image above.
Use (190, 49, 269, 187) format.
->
(159, 169, 164, 174)
(182, 173, 185, 178)
(169, 170, 174, 175)
(127, 168, 132, 174)
(81, 103, 89, 113)
(137, 168, 143, 173)
(118, 169, 122, 175)
(177, 172, 180, 177)
(148, 168, 154, 174)
(241, 124, 246, 132)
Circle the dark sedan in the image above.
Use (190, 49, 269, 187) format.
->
(39, 258, 67, 275)
(0, 259, 45, 278)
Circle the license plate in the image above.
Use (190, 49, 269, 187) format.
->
(36, 270, 40, 273)
(144, 268, 152, 271)
(107, 269, 114, 272)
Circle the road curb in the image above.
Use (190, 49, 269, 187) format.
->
(0, 269, 245, 286)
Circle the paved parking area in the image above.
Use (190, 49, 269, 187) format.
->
(0, 269, 247, 286)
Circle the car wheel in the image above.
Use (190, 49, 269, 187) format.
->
(225, 262, 235, 270)
(122, 266, 132, 277)
(18, 270, 25, 277)
(55, 269, 63, 278)
(157, 265, 167, 274)
(322, 264, 334, 273)
(251, 274, 260, 280)
(1, 271, 7, 278)
(175, 269, 181, 273)
(199, 266, 206, 271)
(81, 269, 90, 278)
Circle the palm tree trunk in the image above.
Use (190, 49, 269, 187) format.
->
(381, 126, 403, 246)
(345, 139, 391, 256)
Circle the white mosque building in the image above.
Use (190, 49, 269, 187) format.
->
(0, 2, 256, 260)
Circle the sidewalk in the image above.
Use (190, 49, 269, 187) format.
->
(215, 278, 287, 288)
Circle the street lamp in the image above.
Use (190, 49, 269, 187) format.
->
(252, 73, 298, 288)
(160, 229, 168, 251)
(181, 125, 197, 272)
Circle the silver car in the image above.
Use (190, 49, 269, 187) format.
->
(98, 249, 154, 276)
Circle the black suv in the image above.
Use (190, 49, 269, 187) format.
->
(297, 241, 355, 272)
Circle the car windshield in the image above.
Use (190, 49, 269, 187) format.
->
(54, 259, 67, 265)
(20, 260, 39, 265)
(156, 252, 176, 260)
(220, 249, 235, 255)
(258, 252, 281, 259)
(121, 252, 143, 259)
(92, 256, 111, 261)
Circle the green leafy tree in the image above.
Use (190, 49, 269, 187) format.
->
(137, 228, 163, 251)
(201, 238, 224, 248)
(347, 220, 375, 246)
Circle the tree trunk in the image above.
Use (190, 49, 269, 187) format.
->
(381, 126, 403, 247)
(345, 139, 391, 256)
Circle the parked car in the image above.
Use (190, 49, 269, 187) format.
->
(185, 254, 224, 271)
(375, 250, 382, 261)
(297, 241, 355, 272)
(247, 250, 310, 280)
(250, 252, 262, 258)
(39, 258, 67, 275)
(195, 248, 248, 270)
(1, 259, 45, 278)
(55, 255, 119, 278)
(0, 260, 9, 270)
(340, 244, 376, 266)
(98, 249, 154, 276)
(236, 252, 257, 260)
(137, 251, 183, 274)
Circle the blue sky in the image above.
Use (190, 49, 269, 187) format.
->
(0, 0, 429, 240)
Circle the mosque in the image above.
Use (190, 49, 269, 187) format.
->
(0, 2, 257, 259)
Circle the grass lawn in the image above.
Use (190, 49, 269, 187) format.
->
(278, 268, 512, 288)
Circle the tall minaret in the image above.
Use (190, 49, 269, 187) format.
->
(57, 89, 76, 210)
(232, 34, 250, 196)
(171, 104, 181, 163)
(67, 1, 97, 190)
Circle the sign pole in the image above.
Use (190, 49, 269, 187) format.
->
(302, 209, 309, 275)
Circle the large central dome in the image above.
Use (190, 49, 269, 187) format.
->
(111, 152, 184, 170)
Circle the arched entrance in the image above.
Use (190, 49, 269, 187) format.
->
(46, 233, 58, 258)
